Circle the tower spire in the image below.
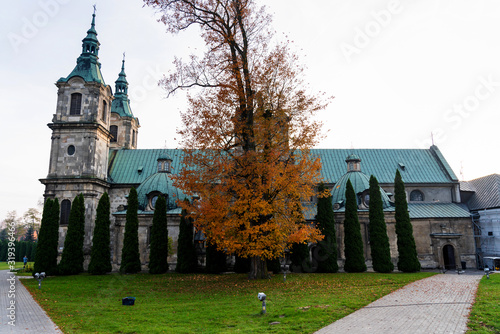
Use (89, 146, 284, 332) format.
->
(115, 52, 128, 96)
(58, 7, 104, 84)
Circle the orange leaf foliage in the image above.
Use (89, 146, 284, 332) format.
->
(145, 0, 332, 261)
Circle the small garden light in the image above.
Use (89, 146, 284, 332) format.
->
(484, 266, 490, 279)
(34, 272, 46, 290)
(258, 292, 266, 314)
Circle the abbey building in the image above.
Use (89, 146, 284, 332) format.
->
(41, 13, 479, 272)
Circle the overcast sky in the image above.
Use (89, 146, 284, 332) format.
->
(1, 0, 499, 221)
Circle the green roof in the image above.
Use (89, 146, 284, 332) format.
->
(108, 149, 184, 185)
(408, 203, 470, 218)
(109, 146, 459, 187)
(311, 146, 458, 184)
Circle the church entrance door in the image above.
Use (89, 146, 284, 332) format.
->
(443, 245, 456, 270)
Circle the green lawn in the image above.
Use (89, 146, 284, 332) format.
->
(467, 273, 500, 333)
(21, 272, 434, 334)
(0, 261, 30, 271)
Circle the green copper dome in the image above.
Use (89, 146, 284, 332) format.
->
(345, 153, 361, 162)
(332, 154, 392, 210)
(136, 172, 185, 211)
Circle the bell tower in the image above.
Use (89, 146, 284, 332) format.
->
(40, 9, 112, 259)
(110, 55, 140, 149)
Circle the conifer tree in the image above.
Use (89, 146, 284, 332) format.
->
(176, 202, 198, 273)
(368, 175, 394, 273)
(290, 242, 311, 273)
(343, 179, 366, 273)
(233, 256, 250, 274)
(394, 170, 421, 272)
(34, 198, 59, 275)
(0, 240, 5, 261)
(315, 183, 338, 273)
(88, 193, 112, 275)
(205, 242, 227, 274)
(30, 242, 37, 264)
(58, 194, 85, 275)
(15, 241, 21, 262)
(120, 187, 142, 273)
(149, 195, 169, 274)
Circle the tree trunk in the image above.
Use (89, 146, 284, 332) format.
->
(248, 256, 268, 279)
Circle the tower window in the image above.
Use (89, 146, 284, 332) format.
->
(67, 145, 75, 156)
(102, 100, 107, 121)
(110, 125, 118, 142)
(410, 190, 424, 202)
(60, 199, 71, 225)
(70, 93, 82, 115)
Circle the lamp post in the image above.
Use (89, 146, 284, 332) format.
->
(257, 292, 266, 314)
(34, 272, 46, 290)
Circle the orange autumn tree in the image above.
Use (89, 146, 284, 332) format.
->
(145, 0, 331, 279)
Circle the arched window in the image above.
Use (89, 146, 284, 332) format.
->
(60, 199, 71, 225)
(110, 125, 118, 142)
(70, 93, 82, 115)
(101, 100, 107, 121)
(410, 190, 424, 202)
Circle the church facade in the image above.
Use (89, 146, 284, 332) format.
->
(40, 14, 476, 272)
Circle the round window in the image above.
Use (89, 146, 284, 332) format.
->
(364, 194, 370, 206)
(67, 145, 75, 155)
(151, 195, 159, 209)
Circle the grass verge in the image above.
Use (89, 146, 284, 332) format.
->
(0, 262, 30, 271)
(21, 272, 433, 333)
(467, 273, 500, 333)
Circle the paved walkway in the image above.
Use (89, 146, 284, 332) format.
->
(0, 270, 61, 333)
(315, 271, 483, 334)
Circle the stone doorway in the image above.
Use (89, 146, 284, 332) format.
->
(443, 245, 456, 270)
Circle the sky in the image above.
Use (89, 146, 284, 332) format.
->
(1, 0, 499, 221)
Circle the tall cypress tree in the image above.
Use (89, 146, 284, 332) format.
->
(34, 198, 59, 275)
(88, 193, 112, 275)
(58, 194, 85, 275)
(290, 241, 311, 273)
(394, 170, 421, 272)
(120, 187, 142, 273)
(315, 183, 339, 273)
(343, 179, 366, 273)
(30, 242, 37, 264)
(149, 195, 169, 274)
(205, 242, 227, 274)
(368, 175, 394, 273)
(176, 202, 198, 273)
